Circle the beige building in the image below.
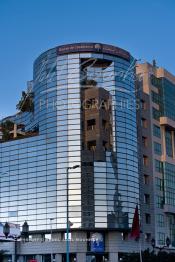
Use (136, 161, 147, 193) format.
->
(137, 62, 175, 249)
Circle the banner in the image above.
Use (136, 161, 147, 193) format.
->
(90, 232, 105, 252)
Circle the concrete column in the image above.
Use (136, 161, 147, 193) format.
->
(36, 255, 42, 262)
(109, 252, 118, 262)
(12, 255, 15, 262)
(76, 253, 86, 262)
(55, 254, 62, 262)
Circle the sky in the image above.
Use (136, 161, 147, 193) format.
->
(0, 0, 175, 118)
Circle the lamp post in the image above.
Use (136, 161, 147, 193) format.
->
(22, 221, 29, 242)
(3, 221, 29, 262)
(151, 237, 171, 252)
(3, 222, 17, 262)
(3, 222, 10, 238)
(50, 218, 54, 262)
(66, 165, 80, 262)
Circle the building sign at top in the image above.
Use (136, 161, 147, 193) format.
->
(57, 43, 130, 61)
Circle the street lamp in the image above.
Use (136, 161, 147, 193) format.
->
(22, 221, 29, 242)
(3, 221, 29, 262)
(166, 237, 171, 247)
(151, 238, 156, 251)
(3, 222, 17, 262)
(50, 218, 54, 262)
(66, 165, 80, 262)
(3, 222, 10, 238)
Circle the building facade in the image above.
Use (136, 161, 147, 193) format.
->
(0, 43, 147, 262)
(137, 62, 175, 248)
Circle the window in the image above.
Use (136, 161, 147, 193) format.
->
(166, 191, 175, 206)
(153, 125, 161, 138)
(141, 118, 147, 128)
(156, 195, 164, 209)
(155, 160, 163, 173)
(102, 119, 107, 130)
(143, 155, 148, 166)
(152, 91, 161, 104)
(158, 232, 165, 245)
(151, 75, 162, 89)
(156, 214, 165, 227)
(87, 140, 96, 151)
(164, 162, 175, 206)
(144, 174, 149, 185)
(141, 99, 146, 110)
(87, 119, 96, 130)
(154, 142, 162, 155)
(142, 136, 148, 147)
(152, 107, 161, 120)
(156, 177, 164, 191)
(165, 130, 173, 157)
(145, 213, 151, 224)
(8, 211, 18, 217)
(144, 194, 150, 205)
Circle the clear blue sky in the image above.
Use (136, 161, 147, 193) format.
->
(0, 0, 175, 118)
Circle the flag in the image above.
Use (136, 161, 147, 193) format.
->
(68, 220, 73, 227)
(130, 204, 140, 240)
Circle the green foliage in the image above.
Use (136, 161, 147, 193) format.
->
(16, 91, 34, 112)
(1, 120, 14, 141)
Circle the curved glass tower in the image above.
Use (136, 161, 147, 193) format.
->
(0, 43, 139, 233)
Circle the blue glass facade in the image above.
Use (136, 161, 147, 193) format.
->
(0, 43, 139, 232)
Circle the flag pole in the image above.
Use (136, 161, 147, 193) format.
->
(137, 198, 142, 262)
(130, 199, 143, 262)
(139, 234, 143, 262)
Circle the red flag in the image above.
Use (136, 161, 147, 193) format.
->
(130, 204, 140, 240)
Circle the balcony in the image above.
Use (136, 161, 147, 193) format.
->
(160, 117, 175, 131)
(164, 204, 175, 214)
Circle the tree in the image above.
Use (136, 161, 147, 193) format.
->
(1, 120, 14, 141)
